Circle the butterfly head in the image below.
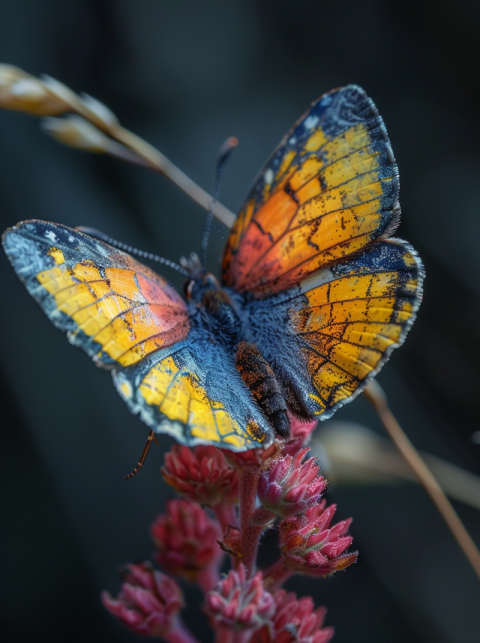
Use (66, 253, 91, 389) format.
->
(181, 251, 239, 337)
(184, 274, 221, 305)
(181, 251, 219, 302)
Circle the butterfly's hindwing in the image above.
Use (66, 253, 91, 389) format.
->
(244, 239, 423, 418)
(113, 328, 275, 450)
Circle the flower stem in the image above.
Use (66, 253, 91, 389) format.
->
(166, 621, 200, 643)
(213, 502, 238, 533)
(40, 70, 236, 229)
(113, 125, 236, 228)
(262, 559, 293, 591)
(239, 470, 263, 575)
(214, 626, 235, 643)
(214, 628, 250, 643)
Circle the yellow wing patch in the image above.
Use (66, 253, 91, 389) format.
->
(288, 240, 423, 416)
(116, 354, 267, 449)
(36, 256, 189, 367)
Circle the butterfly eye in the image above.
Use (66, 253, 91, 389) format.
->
(184, 279, 195, 298)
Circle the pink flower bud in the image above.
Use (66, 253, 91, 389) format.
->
(279, 501, 357, 577)
(151, 499, 222, 584)
(101, 562, 183, 638)
(289, 416, 318, 444)
(254, 449, 327, 522)
(251, 589, 334, 643)
(162, 445, 239, 506)
(205, 565, 275, 633)
(272, 415, 318, 460)
(222, 440, 281, 471)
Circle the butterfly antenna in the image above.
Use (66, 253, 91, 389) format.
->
(200, 136, 238, 270)
(76, 226, 190, 278)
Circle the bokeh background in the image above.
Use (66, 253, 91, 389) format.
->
(1, 1, 480, 641)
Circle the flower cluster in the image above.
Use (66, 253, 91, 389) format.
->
(206, 565, 275, 634)
(162, 445, 239, 507)
(253, 448, 327, 523)
(103, 416, 357, 642)
(280, 502, 357, 576)
(151, 499, 223, 591)
(101, 563, 184, 640)
(251, 589, 334, 643)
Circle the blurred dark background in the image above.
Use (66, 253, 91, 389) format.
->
(1, 1, 480, 641)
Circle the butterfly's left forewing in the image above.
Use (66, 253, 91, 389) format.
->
(3, 220, 190, 367)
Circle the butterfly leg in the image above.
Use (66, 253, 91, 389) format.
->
(124, 429, 161, 480)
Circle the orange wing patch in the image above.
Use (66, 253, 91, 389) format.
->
(223, 86, 399, 297)
(3, 221, 189, 368)
(38, 258, 188, 367)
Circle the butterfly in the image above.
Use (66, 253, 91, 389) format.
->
(2, 85, 423, 466)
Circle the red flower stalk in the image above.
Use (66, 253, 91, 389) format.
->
(101, 562, 188, 640)
(251, 589, 334, 643)
(205, 565, 275, 636)
(151, 498, 223, 591)
(162, 445, 239, 507)
(278, 501, 357, 579)
(252, 449, 327, 525)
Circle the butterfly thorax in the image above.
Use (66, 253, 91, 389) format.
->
(183, 270, 292, 439)
(185, 272, 242, 342)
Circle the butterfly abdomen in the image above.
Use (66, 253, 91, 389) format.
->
(235, 341, 290, 438)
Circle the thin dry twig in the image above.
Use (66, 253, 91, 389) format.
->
(0, 64, 236, 228)
(315, 422, 480, 510)
(364, 380, 480, 582)
(101, 124, 236, 229)
(47, 78, 237, 228)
